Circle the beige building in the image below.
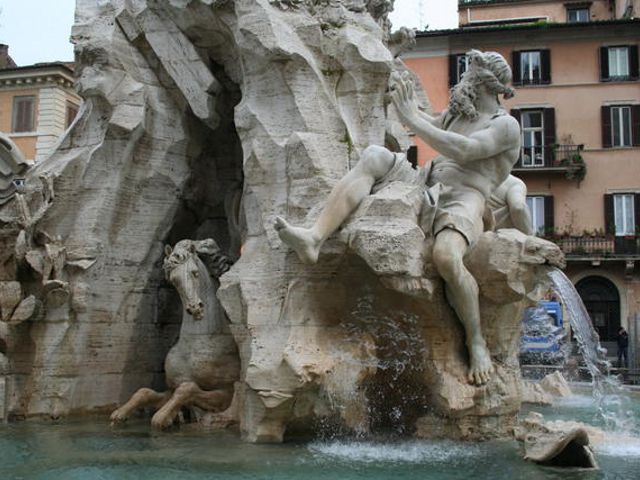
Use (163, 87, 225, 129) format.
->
(0, 45, 81, 164)
(403, 0, 640, 361)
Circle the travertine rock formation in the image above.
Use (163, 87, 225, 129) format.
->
(516, 412, 598, 468)
(521, 371, 573, 405)
(0, 0, 563, 443)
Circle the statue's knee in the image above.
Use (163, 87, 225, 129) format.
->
(432, 244, 462, 280)
(359, 145, 394, 177)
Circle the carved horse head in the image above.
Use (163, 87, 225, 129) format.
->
(163, 239, 223, 321)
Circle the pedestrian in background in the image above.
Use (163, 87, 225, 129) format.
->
(617, 326, 629, 369)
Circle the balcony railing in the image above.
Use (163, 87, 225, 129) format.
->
(553, 235, 640, 257)
(513, 144, 585, 174)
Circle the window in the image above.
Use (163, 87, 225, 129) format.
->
(448, 53, 469, 87)
(601, 105, 639, 148)
(609, 47, 629, 77)
(527, 196, 545, 235)
(12, 95, 36, 133)
(511, 108, 556, 167)
(611, 106, 632, 147)
(605, 193, 640, 239)
(567, 8, 589, 23)
(600, 45, 639, 81)
(614, 194, 635, 236)
(66, 102, 79, 128)
(512, 50, 551, 85)
(521, 51, 541, 84)
(526, 195, 554, 236)
(521, 111, 544, 166)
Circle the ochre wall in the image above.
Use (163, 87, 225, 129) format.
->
(404, 56, 450, 166)
(0, 88, 39, 161)
(458, 0, 613, 25)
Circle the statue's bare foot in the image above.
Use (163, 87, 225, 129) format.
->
(274, 216, 320, 264)
(468, 340, 493, 385)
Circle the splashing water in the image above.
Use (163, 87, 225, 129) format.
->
(308, 439, 482, 464)
(547, 268, 636, 433)
(318, 289, 428, 436)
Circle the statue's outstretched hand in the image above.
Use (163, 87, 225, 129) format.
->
(390, 71, 419, 126)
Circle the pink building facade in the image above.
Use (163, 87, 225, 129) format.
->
(403, 0, 640, 359)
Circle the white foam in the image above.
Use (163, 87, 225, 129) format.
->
(307, 440, 480, 464)
(554, 394, 596, 408)
(596, 436, 640, 457)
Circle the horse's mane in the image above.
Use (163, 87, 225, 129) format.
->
(163, 240, 233, 279)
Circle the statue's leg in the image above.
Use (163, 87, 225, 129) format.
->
(432, 229, 493, 385)
(275, 145, 395, 263)
(151, 381, 232, 430)
(110, 387, 171, 425)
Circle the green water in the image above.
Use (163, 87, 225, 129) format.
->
(1, 393, 639, 480)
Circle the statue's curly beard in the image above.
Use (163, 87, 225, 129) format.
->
(448, 77, 479, 120)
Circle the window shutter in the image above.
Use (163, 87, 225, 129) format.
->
(629, 45, 639, 81)
(635, 194, 640, 235)
(512, 51, 522, 85)
(541, 49, 551, 84)
(407, 145, 418, 169)
(600, 47, 609, 81)
(544, 196, 555, 234)
(448, 54, 457, 88)
(17, 101, 27, 132)
(13, 97, 35, 133)
(632, 105, 640, 147)
(25, 99, 34, 131)
(543, 108, 556, 166)
(601, 106, 612, 148)
(604, 194, 614, 235)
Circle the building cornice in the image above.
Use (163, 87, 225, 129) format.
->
(416, 18, 640, 38)
(458, 0, 589, 6)
(0, 63, 76, 90)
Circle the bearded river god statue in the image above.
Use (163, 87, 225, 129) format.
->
(277, 50, 523, 386)
(270, 48, 565, 440)
(0, 1, 564, 443)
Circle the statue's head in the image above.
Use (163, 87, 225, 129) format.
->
(448, 50, 515, 119)
(465, 50, 514, 99)
(163, 239, 221, 321)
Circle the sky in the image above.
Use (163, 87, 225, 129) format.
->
(0, 0, 458, 66)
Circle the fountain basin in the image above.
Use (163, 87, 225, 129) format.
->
(2, 388, 639, 480)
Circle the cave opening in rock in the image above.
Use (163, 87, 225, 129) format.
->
(154, 60, 245, 392)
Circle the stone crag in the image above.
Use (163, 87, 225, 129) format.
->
(0, 0, 563, 442)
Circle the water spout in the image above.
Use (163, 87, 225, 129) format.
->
(547, 268, 634, 433)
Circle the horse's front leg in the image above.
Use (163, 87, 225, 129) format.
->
(151, 381, 232, 430)
(110, 388, 171, 425)
(202, 381, 241, 428)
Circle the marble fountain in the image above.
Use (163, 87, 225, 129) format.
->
(0, 1, 638, 478)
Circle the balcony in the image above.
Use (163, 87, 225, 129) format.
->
(513, 144, 585, 180)
(554, 235, 640, 260)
